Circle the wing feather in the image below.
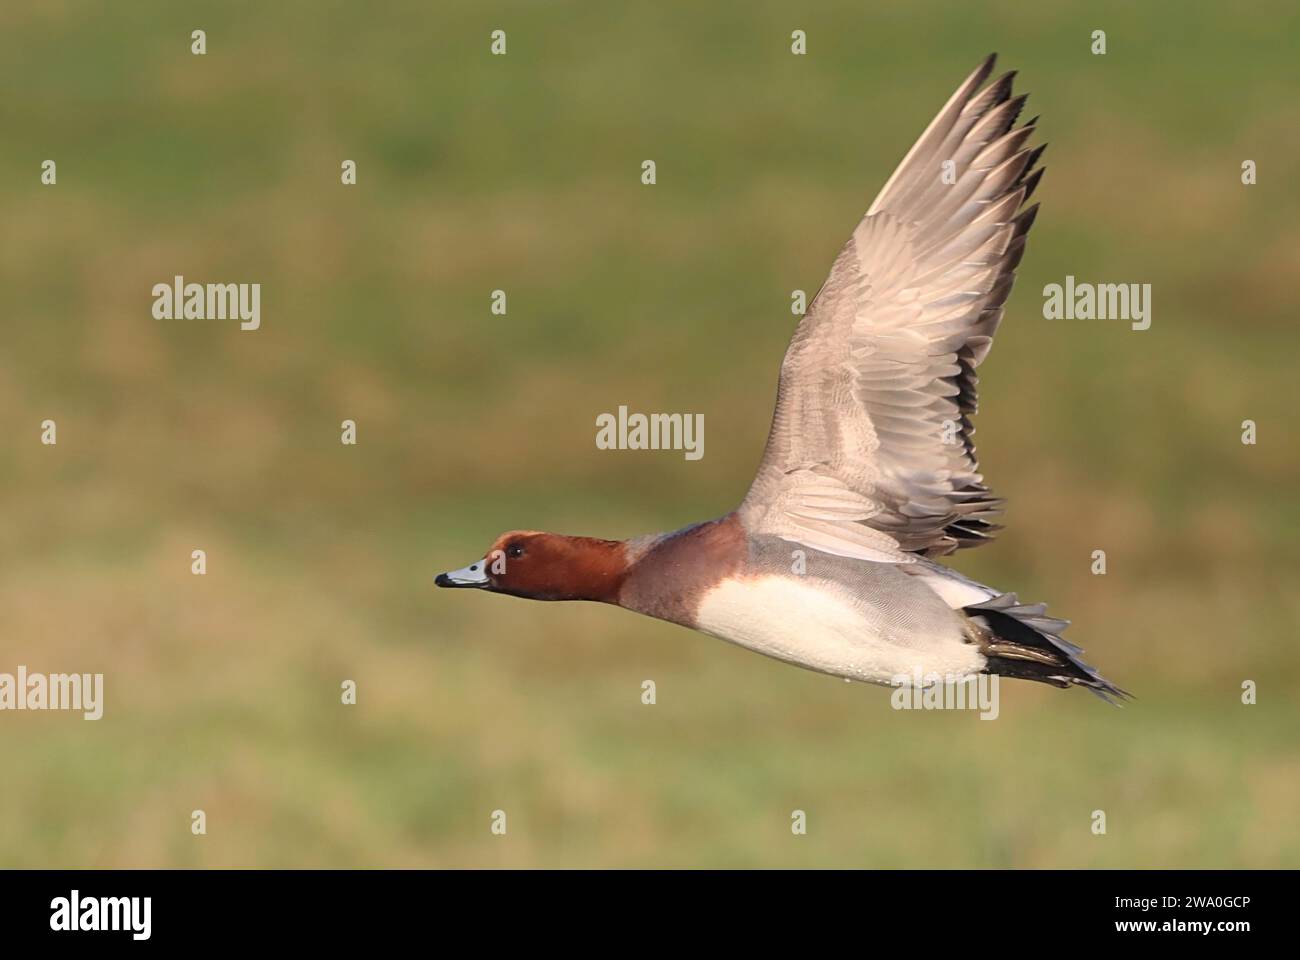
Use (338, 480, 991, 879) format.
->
(740, 55, 1045, 560)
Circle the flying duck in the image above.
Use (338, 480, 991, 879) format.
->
(438, 55, 1126, 703)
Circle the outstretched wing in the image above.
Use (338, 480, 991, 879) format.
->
(740, 54, 1045, 562)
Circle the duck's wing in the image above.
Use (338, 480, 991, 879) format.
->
(739, 54, 1045, 562)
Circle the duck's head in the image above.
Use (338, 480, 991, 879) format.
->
(436, 530, 627, 603)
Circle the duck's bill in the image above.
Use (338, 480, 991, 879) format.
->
(435, 560, 490, 589)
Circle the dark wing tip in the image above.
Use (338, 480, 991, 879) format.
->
(967, 53, 998, 89)
(1022, 168, 1046, 203)
(1013, 200, 1041, 233)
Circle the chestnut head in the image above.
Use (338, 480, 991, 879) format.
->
(436, 531, 627, 603)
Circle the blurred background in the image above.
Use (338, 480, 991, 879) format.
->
(2, 1, 1297, 868)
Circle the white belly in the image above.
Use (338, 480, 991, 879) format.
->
(694, 575, 985, 685)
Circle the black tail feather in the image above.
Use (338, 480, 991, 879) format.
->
(964, 594, 1130, 705)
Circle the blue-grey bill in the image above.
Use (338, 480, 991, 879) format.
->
(435, 560, 490, 588)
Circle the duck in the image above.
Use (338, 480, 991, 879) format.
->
(437, 54, 1126, 702)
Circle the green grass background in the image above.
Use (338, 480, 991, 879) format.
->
(1, 1, 1297, 867)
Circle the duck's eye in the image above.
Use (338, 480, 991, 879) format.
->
(506, 544, 525, 560)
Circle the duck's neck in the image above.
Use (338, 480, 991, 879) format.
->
(556, 536, 629, 603)
(615, 513, 747, 623)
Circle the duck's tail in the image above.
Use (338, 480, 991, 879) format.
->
(963, 594, 1130, 705)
